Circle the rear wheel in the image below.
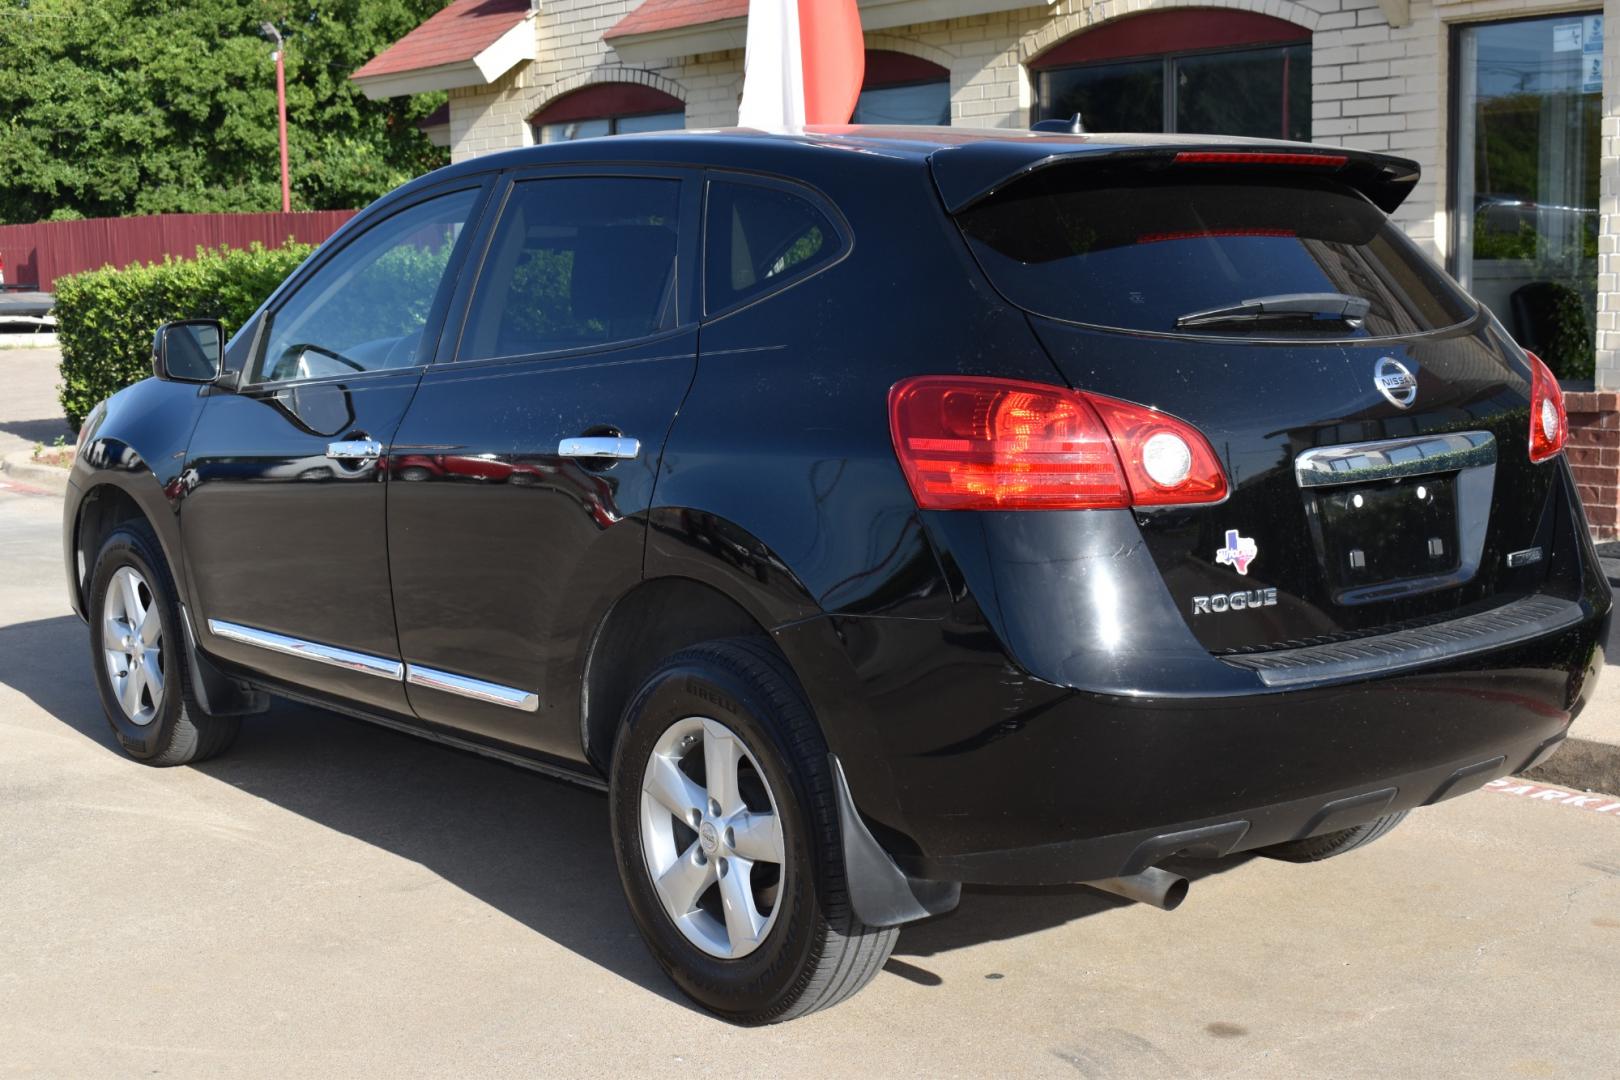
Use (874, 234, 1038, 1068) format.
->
(87, 521, 239, 766)
(609, 637, 897, 1023)
(1259, 811, 1409, 863)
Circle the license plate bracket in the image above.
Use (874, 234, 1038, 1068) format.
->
(1294, 431, 1497, 606)
(1313, 475, 1460, 591)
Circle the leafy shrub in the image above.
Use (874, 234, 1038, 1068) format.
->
(1539, 281, 1595, 382)
(55, 241, 312, 427)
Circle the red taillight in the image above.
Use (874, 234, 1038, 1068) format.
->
(1085, 393, 1229, 506)
(888, 377, 1227, 511)
(1172, 151, 1348, 168)
(1526, 350, 1567, 463)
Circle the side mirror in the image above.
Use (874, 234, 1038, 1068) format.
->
(152, 320, 224, 384)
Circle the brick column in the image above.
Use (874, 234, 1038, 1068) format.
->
(1565, 390, 1620, 541)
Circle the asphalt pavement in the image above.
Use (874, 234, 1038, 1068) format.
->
(2, 348, 1618, 1078)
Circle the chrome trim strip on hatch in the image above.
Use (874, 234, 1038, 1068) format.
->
(1295, 431, 1496, 489)
(405, 664, 540, 712)
(206, 619, 405, 680)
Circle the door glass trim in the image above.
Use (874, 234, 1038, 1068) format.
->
(206, 619, 405, 680)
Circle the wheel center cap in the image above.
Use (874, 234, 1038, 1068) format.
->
(698, 821, 719, 855)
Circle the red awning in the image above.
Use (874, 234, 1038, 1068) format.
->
(354, 0, 532, 81)
(605, 0, 747, 42)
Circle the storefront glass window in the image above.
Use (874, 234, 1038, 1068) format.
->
(851, 82, 950, 125)
(1036, 44, 1310, 139)
(1455, 14, 1603, 380)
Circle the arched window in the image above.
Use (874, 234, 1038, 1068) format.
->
(530, 83, 684, 143)
(1030, 10, 1310, 141)
(851, 50, 950, 126)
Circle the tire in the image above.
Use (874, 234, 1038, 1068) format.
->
(1258, 810, 1409, 863)
(87, 520, 240, 766)
(609, 637, 898, 1023)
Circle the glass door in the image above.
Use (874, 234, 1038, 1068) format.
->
(1454, 14, 1604, 380)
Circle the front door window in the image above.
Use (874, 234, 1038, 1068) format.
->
(1454, 14, 1604, 381)
(255, 189, 477, 383)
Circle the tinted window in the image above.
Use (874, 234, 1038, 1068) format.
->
(256, 189, 476, 382)
(852, 81, 950, 125)
(704, 180, 842, 314)
(459, 178, 680, 361)
(957, 172, 1475, 337)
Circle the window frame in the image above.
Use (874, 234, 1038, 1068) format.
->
(699, 170, 854, 322)
(241, 176, 494, 391)
(440, 164, 704, 372)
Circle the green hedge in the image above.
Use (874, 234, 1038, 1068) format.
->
(55, 241, 313, 428)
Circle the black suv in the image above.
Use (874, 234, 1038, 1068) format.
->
(65, 127, 1610, 1023)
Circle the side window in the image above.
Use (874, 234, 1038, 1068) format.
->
(458, 177, 681, 362)
(255, 188, 478, 383)
(704, 179, 843, 314)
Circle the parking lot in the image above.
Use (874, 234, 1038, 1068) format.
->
(2, 348, 1618, 1078)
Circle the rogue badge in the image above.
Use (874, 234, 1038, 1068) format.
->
(1214, 529, 1257, 575)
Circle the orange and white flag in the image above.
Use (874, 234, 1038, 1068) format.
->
(738, 0, 865, 130)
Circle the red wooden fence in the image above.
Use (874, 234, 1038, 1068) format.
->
(0, 211, 358, 291)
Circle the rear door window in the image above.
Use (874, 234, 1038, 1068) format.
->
(704, 178, 843, 314)
(956, 171, 1476, 338)
(458, 177, 680, 361)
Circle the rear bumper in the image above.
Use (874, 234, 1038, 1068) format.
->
(776, 588, 1608, 887)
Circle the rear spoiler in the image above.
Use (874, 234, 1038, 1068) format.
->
(929, 140, 1421, 216)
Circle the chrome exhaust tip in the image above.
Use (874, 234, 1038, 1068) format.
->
(1083, 866, 1189, 911)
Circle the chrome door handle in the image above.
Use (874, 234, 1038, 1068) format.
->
(558, 436, 640, 460)
(327, 438, 383, 462)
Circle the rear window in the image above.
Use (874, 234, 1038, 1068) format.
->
(956, 171, 1476, 337)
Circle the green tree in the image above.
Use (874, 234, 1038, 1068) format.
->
(0, 0, 450, 223)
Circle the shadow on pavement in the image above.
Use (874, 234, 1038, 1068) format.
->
(2, 612, 1254, 1004)
(0, 416, 75, 447)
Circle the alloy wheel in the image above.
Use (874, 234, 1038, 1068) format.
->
(102, 566, 164, 726)
(639, 716, 786, 959)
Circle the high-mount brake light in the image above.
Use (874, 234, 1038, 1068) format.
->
(1172, 151, 1348, 168)
(1526, 350, 1567, 463)
(888, 377, 1228, 511)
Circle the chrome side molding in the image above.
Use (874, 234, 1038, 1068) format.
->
(205, 620, 540, 711)
(1295, 431, 1496, 489)
(206, 619, 405, 680)
(405, 665, 539, 712)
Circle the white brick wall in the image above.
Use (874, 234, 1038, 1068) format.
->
(1598, 0, 1619, 386)
(443, 0, 1618, 379)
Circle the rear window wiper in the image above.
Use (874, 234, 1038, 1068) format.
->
(1174, 292, 1371, 330)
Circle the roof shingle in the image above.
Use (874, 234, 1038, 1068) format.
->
(605, 0, 747, 41)
(353, 0, 532, 80)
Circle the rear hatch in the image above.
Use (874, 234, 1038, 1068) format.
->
(938, 145, 1560, 653)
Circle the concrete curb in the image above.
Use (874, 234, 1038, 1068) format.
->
(1524, 736, 1620, 796)
(0, 332, 59, 350)
(0, 449, 70, 494)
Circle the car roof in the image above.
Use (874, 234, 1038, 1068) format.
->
(394, 125, 1419, 215)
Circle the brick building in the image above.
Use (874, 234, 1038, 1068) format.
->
(354, 0, 1619, 533)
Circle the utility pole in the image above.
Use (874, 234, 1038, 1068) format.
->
(260, 22, 291, 213)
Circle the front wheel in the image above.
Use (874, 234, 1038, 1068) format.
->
(87, 521, 239, 766)
(609, 638, 897, 1023)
